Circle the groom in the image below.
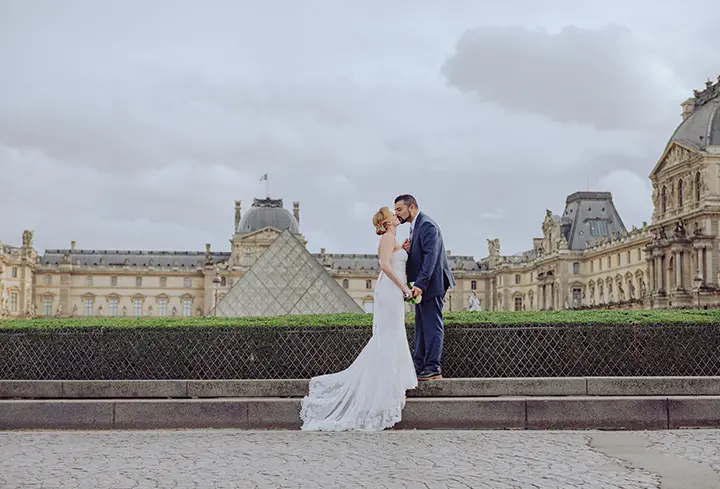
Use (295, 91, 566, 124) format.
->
(395, 194, 455, 381)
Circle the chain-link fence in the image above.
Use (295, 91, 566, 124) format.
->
(1, 323, 719, 379)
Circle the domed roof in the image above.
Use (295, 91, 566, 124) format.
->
(238, 198, 299, 234)
(670, 78, 720, 149)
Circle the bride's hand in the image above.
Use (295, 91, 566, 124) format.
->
(402, 286, 412, 298)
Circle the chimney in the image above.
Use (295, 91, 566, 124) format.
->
(293, 201, 300, 225)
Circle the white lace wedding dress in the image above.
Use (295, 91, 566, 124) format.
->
(300, 249, 418, 431)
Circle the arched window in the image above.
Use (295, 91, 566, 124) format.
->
(661, 185, 668, 213)
(678, 179, 684, 207)
(695, 172, 702, 202)
(343, 279, 349, 289)
(365, 279, 372, 289)
(471, 280, 477, 290)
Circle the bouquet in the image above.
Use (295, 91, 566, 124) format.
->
(404, 282, 422, 305)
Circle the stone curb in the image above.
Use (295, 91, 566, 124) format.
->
(4, 377, 720, 399)
(2, 396, 720, 431)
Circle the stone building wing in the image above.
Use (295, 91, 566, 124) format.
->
(311, 253, 480, 272)
(214, 229, 362, 316)
(561, 192, 627, 250)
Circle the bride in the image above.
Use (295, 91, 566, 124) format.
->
(300, 206, 418, 431)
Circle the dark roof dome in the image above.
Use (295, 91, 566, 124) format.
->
(672, 76, 720, 149)
(237, 198, 299, 234)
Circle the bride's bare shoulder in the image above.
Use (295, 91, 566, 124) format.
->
(377, 234, 400, 256)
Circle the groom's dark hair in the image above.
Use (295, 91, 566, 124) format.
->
(394, 194, 418, 209)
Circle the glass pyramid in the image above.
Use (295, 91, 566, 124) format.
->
(213, 229, 364, 316)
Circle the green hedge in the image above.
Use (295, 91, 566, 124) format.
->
(1, 309, 719, 330)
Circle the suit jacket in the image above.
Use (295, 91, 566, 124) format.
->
(406, 212, 455, 299)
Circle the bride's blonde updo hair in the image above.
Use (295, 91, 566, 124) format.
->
(372, 206, 394, 236)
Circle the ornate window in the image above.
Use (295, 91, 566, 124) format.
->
(84, 298, 93, 317)
(182, 298, 192, 316)
(514, 296, 522, 311)
(365, 279, 372, 289)
(471, 280, 477, 290)
(695, 172, 701, 202)
(661, 185, 668, 213)
(43, 296, 53, 316)
(109, 298, 119, 316)
(678, 179, 684, 207)
(133, 298, 143, 317)
(9, 291, 17, 312)
(343, 279, 349, 289)
(158, 298, 168, 316)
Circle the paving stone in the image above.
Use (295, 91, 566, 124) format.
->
(0, 429, 685, 488)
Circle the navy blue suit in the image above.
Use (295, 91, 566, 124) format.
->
(406, 212, 455, 375)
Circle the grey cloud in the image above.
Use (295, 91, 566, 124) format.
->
(442, 24, 678, 131)
(0, 1, 712, 259)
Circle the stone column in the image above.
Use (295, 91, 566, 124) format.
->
(649, 256, 656, 294)
(702, 247, 708, 282)
(660, 254, 666, 292)
(675, 250, 682, 289)
(680, 250, 686, 289)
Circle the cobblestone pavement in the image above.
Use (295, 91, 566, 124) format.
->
(641, 430, 720, 474)
(0, 430, 717, 488)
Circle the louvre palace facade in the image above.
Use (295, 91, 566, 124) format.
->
(2, 78, 720, 318)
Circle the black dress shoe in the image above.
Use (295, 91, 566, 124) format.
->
(417, 371, 442, 381)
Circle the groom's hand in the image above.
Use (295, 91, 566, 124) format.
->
(402, 238, 411, 252)
(411, 286, 423, 297)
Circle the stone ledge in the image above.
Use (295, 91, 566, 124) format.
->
(4, 378, 720, 400)
(397, 397, 525, 429)
(668, 396, 720, 429)
(587, 377, 720, 396)
(3, 396, 720, 431)
(0, 399, 114, 430)
(526, 396, 668, 430)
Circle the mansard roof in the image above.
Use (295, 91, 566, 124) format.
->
(561, 192, 627, 250)
(40, 249, 231, 268)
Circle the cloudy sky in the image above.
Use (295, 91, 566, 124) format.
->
(1, 1, 719, 258)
